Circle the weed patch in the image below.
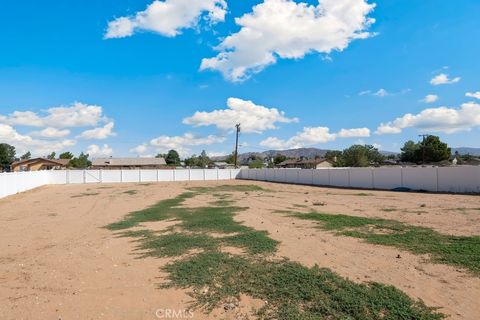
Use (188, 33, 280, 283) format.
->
(163, 252, 442, 319)
(106, 186, 444, 319)
(71, 192, 100, 198)
(290, 211, 480, 274)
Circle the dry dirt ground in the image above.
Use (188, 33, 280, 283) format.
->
(1, 180, 479, 320)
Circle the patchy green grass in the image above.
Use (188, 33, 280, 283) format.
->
(188, 184, 269, 194)
(123, 190, 138, 195)
(381, 208, 397, 212)
(106, 186, 444, 319)
(290, 211, 480, 274)
(354, 192, 375, 196)
(71, 192, 100, 198)
(210, 199, 236, 207)
(453, 207, 480, 213)
(292, 204, 309, 208)
(163, 252, 443, 319)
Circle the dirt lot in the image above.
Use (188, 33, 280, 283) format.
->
(1, 181, 479, 319)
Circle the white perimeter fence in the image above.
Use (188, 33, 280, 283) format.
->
(0, 169, 241, 199)
(238, 167, 480, 194)
(2, 167, 480, 199)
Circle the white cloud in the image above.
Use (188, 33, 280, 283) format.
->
(376, 102, 480, 135)
(129, 144, 149, 154)
(0, 102, 106, 128)
(77, 122, 116, 140)
(260, 126, 369, 149)
(183, 97, 298, 133)
(0, 124, 76, 156)
(86, 144, 113, 158)
(208, 151, 228, 157)
(466, 91, 480, 100)
(105, 0, 227, 39)
(359, 88, 410, 97)
(373, 88, 389, 97)
(31, 127, 71, 138)
(200, 0, 376, 81)
(421, 94, 439, 104)
(430, 73, 461, 85)
(337, 127, 371, 138)
(131, 133, 226, 157)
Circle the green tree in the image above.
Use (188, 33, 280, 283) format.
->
(417, 135, 451, 163)
(225, 152, 239, 165)
(59, 152, 74, 159)
(165, 149, 181, 166)
(338, 145, 385, 167)
(20, 151, 32, 160)
(248, 159, 265, 169)
(47, 152, 56, 160)
(324, 150, 342, 163)
(0, 143, 16, 171)
(197, 150, 211, 168)
(401, 135, 451, 164)
(400, 140, 420, 163)
(273, 154, 287, 165)
(184, 155, 196, 168)
(69, 153, 91, 168)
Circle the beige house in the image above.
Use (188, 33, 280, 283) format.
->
(91, 157, 167, 169)
(277, 158, 333, 169)
(11, 158, 70, 172)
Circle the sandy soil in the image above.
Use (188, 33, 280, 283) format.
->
(1, 180, 479, 319)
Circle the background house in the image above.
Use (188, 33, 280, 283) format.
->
(11, 158, 70, 172)
(277, 158, 332, 169)
(91, 157, 166, 169)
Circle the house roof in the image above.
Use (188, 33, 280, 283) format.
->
(12, 158, 70, 167)
(91, 157, 166, 166)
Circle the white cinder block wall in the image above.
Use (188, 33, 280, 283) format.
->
(238, 167, 480, 194)
(0, 169, 241, 199)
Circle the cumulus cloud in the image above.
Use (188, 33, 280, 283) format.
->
(131, 133, 226, 157)
(260, 126, 370, 149)
(430, 73, 461, 86)
(105, 0, 227, 39)
(421, 94, 439, 104)
(375, 102, 480, 135)
(466, 91, 480, 100)
(129, 144, 149, 154)
(183, 97, 298, 133)
(86, 144, 113, 157)
(0, 124, 76, 156)
(77, 122, 116, 140)
(30, 127, 71, 138)
(337, 127, 371, 138)
(0, 102, 106, 128)
(200, 0, 376, 82)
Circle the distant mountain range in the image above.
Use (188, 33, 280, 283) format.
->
(452, 147, 480, 156)
(212, 147, 480, 162)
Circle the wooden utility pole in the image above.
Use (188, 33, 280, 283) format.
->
(234, 124, 241, 168)
(419, 134, 429, 165)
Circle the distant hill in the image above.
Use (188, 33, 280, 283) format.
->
(211, 147, 480, 163)
(212, 147, 399, 163)
(452, 147, 480, 156)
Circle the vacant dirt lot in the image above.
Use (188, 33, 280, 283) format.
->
(1, 181, 479, 319)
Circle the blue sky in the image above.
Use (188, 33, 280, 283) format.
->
(1, 0, 479, 158)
